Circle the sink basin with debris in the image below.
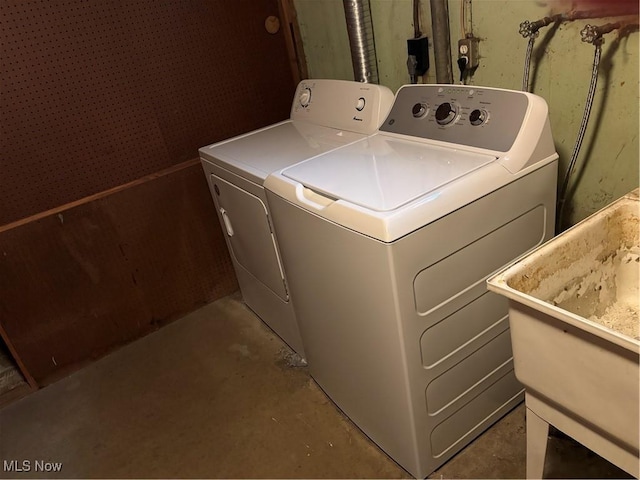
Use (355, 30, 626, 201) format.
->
(487, 189, 639, 478)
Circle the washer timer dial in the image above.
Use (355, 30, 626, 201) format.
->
(435, 102, 458, 126)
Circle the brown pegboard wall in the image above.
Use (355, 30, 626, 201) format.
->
(0, 0, 296, 225)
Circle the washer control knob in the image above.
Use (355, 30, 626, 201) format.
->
(356, 97, 366, 111)
(469, 108, 488, 126)
(435, 102, 458, 125)
(411, 102, 428, 118)
(298, 88, 312, 107)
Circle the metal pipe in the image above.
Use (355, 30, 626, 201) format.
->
(581, 22, 622, 43)
(343, 0, 379, 83)
(429, 0, 453, 84)
(519, 15, 562, 38)
(518, 12, 625, 92)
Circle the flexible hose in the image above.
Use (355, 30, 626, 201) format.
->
(343, 0, 379, 84)
(557, 41, 602, 232)
(519, 14, 563, 92)
(522, 36, 536, 91)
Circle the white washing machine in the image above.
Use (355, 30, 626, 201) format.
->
(199, 79, 393, 357)
(264, 84, 558, 477)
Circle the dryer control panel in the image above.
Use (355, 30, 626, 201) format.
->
(290, 79, 394, 135)
(380, 85, 531, 153)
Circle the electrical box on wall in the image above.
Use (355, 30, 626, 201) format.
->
(458, 35, 479, 70)
(407, 36, 430, 76)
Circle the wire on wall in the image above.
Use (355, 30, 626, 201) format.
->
(407, 0, 429, 83)
(413, 0, 422, 38)
(460, 0, 473, 37)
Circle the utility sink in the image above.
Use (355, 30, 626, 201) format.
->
(487, 189, 639, 479)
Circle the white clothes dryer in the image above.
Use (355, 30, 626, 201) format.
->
(199, 79, 393, 357)
(265, 84, 558, 477)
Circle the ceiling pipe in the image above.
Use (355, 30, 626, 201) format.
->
(343, 0, 379, 83)
(429, 0, 454, 83)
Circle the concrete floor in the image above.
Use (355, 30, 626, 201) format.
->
(0, 293, 633, 479)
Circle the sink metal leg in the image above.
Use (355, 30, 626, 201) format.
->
(526, 407, 549, 479)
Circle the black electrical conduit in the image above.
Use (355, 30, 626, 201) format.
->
(407, 0, 421, 84)
(413, 0, 421, 38)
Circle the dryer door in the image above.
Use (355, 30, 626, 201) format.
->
(210, 174, 289, 301)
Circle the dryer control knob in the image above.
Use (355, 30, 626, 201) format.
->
(299, 88, 312, 107)
(356, 97, 366, 111)
(435, 102, 458, 125)
(469, 108, 488, 126)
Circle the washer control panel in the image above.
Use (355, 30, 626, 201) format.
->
(291, 79, 394, 135)
(380, 85, 530, 152)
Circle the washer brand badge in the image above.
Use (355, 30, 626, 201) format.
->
(352, 116, 363, 122)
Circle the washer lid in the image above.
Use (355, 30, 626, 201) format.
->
(282, 135, 497, 212)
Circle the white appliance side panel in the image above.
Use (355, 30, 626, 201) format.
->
(429, 369, 523, 456)
(265, 188, 422, 477)
(413, 205, 546, 314)
(210, 174, 288, 301)
(420, 292, 508, 369)
(282, 134, 496, 212)
(425, 328, 515, 415)
(389, 162, 558, 473)
(266, 159, 558, 478)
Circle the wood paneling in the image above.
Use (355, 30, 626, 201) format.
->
(0, 0, 301, 388)
(0, 0, 303, 388)
(0, 163, 238, 385)
(278, 0, 309, 84)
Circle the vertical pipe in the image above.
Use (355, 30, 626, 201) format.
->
(430, 0, 453, 84)
(343, 0, 379, 84)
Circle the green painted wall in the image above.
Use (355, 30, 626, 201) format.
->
(293, 0, 639, 228)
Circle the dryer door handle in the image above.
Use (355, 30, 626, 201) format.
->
(220, 208, 234, 236)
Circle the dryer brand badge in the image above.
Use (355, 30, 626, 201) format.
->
(352, 116, 363, 122)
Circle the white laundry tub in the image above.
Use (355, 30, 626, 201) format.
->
(487, 189, 639, 479)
